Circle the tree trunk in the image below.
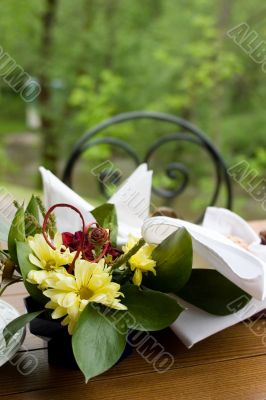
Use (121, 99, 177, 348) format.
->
(39, 0, 58, 174)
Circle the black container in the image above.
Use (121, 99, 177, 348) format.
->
(24, 296, 133, 369)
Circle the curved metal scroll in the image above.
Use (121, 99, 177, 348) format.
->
(62, 111, 233, 222)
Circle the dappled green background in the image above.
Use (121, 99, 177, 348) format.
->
(0, 0, 266, 220)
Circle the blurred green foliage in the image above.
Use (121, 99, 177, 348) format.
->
(0, 0, 265, 219)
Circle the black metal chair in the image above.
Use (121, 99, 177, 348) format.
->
(62, 111, 233, 222)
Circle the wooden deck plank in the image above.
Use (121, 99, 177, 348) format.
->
(1, 355, 266, 400)
(0, 317, 266, 396)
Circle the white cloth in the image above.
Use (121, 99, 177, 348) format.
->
(171, 296, 266, 348)
(109, 164, 152, 245)
(142, 211, 266, 300)
(142, 208, 266, 347)
(39, 167, 95, 233)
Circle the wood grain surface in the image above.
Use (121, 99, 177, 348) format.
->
(1, 220, 266, 400)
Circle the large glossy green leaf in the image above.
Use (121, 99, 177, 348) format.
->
(72, 303, 127, 382)
(121, 284, 183, 331)
(143, 227, 193, 292)
(3, 310, 43, 344)
(177, 269, 252, 316)
(8, 207, 25, 263)
(16, 241, 47, 305)
(91, 203, 118, 246)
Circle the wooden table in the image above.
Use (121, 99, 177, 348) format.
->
(1, 220, 266, 400)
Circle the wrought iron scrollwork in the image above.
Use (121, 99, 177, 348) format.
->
(63, 111, 233, 222)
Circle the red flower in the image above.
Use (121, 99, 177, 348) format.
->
(105, 243, 122, 259)
(62, 231, 94, 261)
(90, 227, 109, 246)
(62, 230, 122, 261)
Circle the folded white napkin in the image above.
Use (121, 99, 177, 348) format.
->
(142, 208, 266, 347)
(39, 167, 95, 232)
(39, 164, 152, 245)
(142, 210, 266, 300)
(171, 296, 266, 348)
(109, 164, 152, 245)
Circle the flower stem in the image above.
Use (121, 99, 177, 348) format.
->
(41, 203, 86, 274)
(112, 238, 145, 269)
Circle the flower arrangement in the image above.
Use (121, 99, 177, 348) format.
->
(1, 165, 265, 381)
(1, 196, 192, 381)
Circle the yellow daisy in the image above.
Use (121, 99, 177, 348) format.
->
(28, 232, 76, 270)
(27, 267, 69, 290)
(42, 259, 127, 334)
(123, 235, 156, 286)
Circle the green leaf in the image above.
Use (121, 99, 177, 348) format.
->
(3, 310, 43, 345)
(177, 269, 252, 316)
(143, 228, 193, 293)
(91, 203, 118, 246)
(121, 284, 183, 331)
(25, 196, 40, 236)
(72, 303, 127, 382)
(8, 207, 25, 263)
(26, 196, 39, 221)
(16, 241, 47, 305)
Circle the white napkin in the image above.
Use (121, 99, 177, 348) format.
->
(39, 164, 152, 244)
(39, 167, 95, 232)
(109, 164, 152, 245)
(142, 212, 266, 300)
(171, 296, 266, 348)
(203, 207, 266, 263)
(142, 209, 266, 347)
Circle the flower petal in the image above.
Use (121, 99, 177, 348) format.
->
(51, 306, 67, 319)
(133, 269, 142, 286)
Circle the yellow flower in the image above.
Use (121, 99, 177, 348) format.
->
(28, 233, 76, 270)
(123, 235, 156, 286)
(27, 267, 69, 290)
(42, 259, 127, 334)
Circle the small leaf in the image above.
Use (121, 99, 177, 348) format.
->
(25, 196, 40, 236)
(91, 203, 118, 246)
(16, 241, 47, 305)
(72, 303, 127, 382)
(4, 310, 43, 344)
(121, 285, 183, 331)
(144, 228, 193, 292)
(177, 269, 252, 316)
(8, 207, 25, 263)
(26, 196, 40, 221)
